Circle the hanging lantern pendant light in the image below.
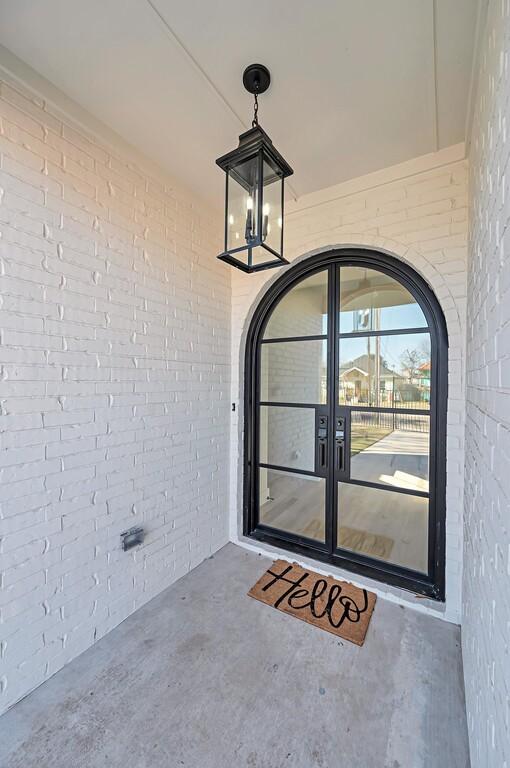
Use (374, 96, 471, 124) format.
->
(216, 64, 294, 273)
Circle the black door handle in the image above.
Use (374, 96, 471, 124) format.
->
(318, 438, 327, 468)
(317, 415, 328, 470)
(336, 440, 344, 471)
(335, 415, 346, 472)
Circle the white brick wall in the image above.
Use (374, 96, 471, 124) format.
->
(3, 34, 497, 737)
(463, 2, 510, 766)
(230, 145, 468, 623)
(0, 72, 231, 714)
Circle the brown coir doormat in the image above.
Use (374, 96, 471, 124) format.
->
(248, 560, 376, 646)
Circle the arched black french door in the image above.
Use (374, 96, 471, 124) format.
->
(244, 249, 447, 599)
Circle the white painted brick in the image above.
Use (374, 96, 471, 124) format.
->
(0, 75, 230, 716)
(463, 4, 510, 766)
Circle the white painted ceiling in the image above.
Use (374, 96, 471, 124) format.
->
(0, 0, 479, 204)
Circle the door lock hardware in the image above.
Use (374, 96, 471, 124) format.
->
(335, 416, 345, 471)
(317, 415, 328, 469)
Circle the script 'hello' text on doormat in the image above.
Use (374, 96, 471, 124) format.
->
(248, 559, 376, 646)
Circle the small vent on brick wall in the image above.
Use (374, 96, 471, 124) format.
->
(121, 527, 145, 551)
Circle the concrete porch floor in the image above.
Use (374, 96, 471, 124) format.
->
(0, 544, 469, 768)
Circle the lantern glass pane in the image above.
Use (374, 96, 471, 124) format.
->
(227, 157, 260, 252)
(249, 246, 281, 267)
(261, 160, 283, 256)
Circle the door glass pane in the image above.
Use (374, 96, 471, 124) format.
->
(350, 412, 429, 492)
(263, 270, 328, 339)
(261, 340, 328, 404)
(259, 406, 316, 472)
(337, 483, 428, 573)
(260, 468, 325, 542)
(339, 267, 427, 333)
(339, 333, 431, 408)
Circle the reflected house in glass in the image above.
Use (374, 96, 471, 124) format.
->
(339, 353, 403, 406)
(416, 361, 431, 386)
(398, 359, 432, 404)
(411, 361, 431, 403)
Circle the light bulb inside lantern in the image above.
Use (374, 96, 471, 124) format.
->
(262, 203, 270, 241)
(245, 196, 254, 242)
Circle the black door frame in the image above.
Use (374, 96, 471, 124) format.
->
(243, 248, 448, 600)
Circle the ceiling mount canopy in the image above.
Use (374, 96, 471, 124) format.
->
(216, 64, 294, 273)
(242, 63, 271, 95)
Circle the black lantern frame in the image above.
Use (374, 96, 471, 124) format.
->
(216, 66, 294, 273)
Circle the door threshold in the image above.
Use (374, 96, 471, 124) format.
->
(234, 534, 456, 623)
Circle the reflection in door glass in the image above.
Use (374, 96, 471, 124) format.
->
(338, 334, 431, 408)
(263, 270, 328, 339)
(259, 469, 325, 542)
(350, 411, 429, 492)
(337, 483, 428, 572)
(261, 340, 328, 404)
(339, 267, 427, 333)
(259, 406, 316, 472)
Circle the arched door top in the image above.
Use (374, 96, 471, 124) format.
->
(244, 249, 448, 600)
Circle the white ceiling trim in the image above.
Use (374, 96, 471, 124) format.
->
(145, 0, 246, 129)
(464, 0, 488, 151)
(432, 0, 440, 152)
(145, 0, 299, 201)
(286, 142, 466, 216)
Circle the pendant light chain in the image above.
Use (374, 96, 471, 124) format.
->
(252, 92, 259, 127)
